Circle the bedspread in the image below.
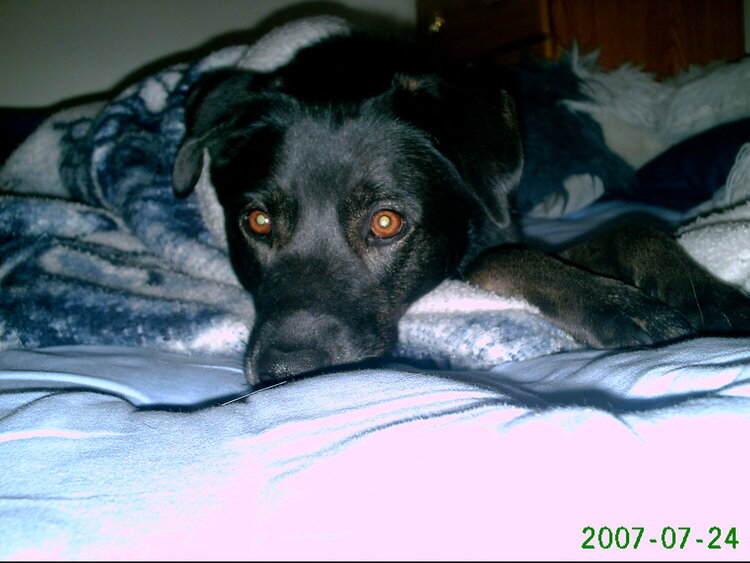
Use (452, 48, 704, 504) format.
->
(1, 338, 749, 560)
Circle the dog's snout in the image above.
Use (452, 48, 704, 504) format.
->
(249, 311, 360, 384)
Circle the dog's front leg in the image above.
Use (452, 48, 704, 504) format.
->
(465, 245, 695, 349)
(556, 226, 750, 334)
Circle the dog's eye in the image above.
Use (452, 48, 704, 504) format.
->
(370, 210, 403, 239)
(246, 209, 272, 235)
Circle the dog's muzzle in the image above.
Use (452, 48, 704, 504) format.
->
(247, 311, 382, 383)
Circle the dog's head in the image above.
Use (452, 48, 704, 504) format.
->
(173, 34, 522, 383)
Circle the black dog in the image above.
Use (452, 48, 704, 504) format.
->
(173, 28, 750, 383)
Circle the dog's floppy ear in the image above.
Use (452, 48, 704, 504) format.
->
(173, 69, 266, 198)
(173, 138, 204, 198)
(390, 74, 522, 227)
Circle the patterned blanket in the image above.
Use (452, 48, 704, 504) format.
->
(0, 17, 579, 378)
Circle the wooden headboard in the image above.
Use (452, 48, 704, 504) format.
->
(417, 0, 746, 77)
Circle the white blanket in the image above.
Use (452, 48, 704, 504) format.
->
(1, 339, 749, 560)
(678, 143, 750, 291)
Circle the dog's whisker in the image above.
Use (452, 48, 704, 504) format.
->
(686, 269, 704, 326)
(221, 381, 287, 405)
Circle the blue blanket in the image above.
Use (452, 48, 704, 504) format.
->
(0, 17, 589, 380)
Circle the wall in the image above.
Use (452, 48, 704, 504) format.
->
(0, 0, 416, 107)
(1, 0, 747, 108)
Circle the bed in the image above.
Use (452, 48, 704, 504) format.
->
(1, 15, 750, 560)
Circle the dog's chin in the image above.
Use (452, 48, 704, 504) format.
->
(244, 352, 394, 387)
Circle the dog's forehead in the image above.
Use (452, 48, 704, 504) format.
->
(273, 113, 440, 200)
(283, 116, 393, 170)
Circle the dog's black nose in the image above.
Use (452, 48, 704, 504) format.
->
(255, 346, 331, 383)
(248, 311, 357, 383)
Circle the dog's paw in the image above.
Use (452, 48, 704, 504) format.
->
(634, 267, 750, 334)
(466, 245, 696, 350)
(566, 277, 696, 349)
(693, 282, 750, 334)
